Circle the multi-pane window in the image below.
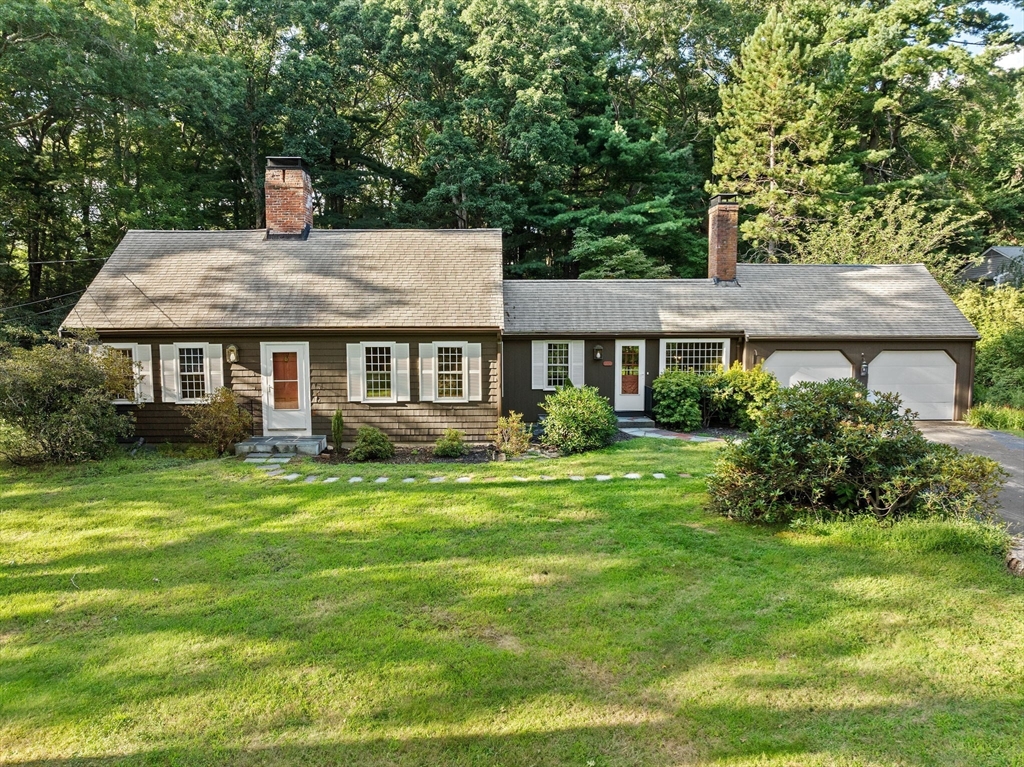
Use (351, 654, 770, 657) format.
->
(111, 347, 135, 402)
(178, 347, 207, 400)
(364, 345, 393, 399)
(547, 342, 570, 388)
(664, 341, 725, 374)
(436, 345, 465, 400)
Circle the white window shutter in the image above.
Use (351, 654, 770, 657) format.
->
(395, 343, 411, 402)
(419, 343, 436, 402)
(532, 340, 546, 390)
(159, 344, 179, 403)
(569, 340, 585, 388)
(658, 339, 668, 375)
(136, 344, 154, 403)
(206, 344, 224, 395)
(346, 343, 363, 402)
(467, 343, 483, 401)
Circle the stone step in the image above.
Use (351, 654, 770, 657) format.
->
(616, 415, 655, 429)
(236, 435, 328, 456)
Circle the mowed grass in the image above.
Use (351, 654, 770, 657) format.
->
(1, 439, 1023, 767)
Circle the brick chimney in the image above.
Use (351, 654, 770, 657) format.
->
(708, 193, 738, 282)
(265, 157, 313, 239)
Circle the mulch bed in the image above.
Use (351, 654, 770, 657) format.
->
(315, 446, 497, 465)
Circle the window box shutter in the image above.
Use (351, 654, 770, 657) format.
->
(569, 340, 585, 388)
(395, 343, 411, 402)
(532, 341, 546, 390)
(136, 344, 155, 403)
(467, 343, 483, 401)
(160, 344, 179, 403)
(206, 344, 224, 396)
(419, 343, 435, 402)
(346, 343, 363, 402)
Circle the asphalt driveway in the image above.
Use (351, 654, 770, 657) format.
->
(917, 422, 1024, 534)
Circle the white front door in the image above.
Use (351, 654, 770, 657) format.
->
(260, 342, 312, 436)
(614, 340, 646, 411)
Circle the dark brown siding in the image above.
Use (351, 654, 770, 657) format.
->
(743, 338, 974, 420)
(100, 331, 500, 445)
(502, 335, 743, 420)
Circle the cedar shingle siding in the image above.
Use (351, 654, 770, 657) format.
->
(104, 333, 500, 444)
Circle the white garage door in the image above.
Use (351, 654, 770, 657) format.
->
(868, 350, 956, 420)
(762, 350, 853, 387)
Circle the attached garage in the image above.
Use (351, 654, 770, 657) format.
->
(762, 350, 853, 387)
(868, 350, 956, 420)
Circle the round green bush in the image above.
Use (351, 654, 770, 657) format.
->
(651, 371, 703, 431)
(433, 428, 467, 458)
(0, 342, 136, 464)
(348, 426, 395, 461)
(539, 385, 617, 454)
(708, 378, 1005, 523)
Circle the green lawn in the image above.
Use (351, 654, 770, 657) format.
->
(1, 439, 1022, 766)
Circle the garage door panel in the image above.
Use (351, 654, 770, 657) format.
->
(763, 351, 853, 388)
(868, 351, 955, 421)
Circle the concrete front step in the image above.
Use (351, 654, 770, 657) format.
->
(235, 435, 328, 456)
(616, 415, 655, 429)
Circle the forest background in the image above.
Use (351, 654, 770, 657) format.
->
(1, 0, 1022, 340)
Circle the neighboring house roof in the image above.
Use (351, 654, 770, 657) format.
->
(503, 264, 979, 339)
(959, 246, 1023, 283)
(63, 229, 505, 330)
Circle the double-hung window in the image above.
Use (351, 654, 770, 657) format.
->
(178, 346, 207, 401)
(419, 342, 483, 403)
(159, 343, 225, 403)
(659, 339, 730, 375)
(347, 342, 411, 403)
(363, 344, 394, 400)
(102, 342, 155, 403)
(531, 340, 585, 391)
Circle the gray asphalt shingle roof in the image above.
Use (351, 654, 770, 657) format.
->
(63, 229, 504, 330)
(503, 264, 978, 339)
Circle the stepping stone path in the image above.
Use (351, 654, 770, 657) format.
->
(249, 466, 686, 486)
(243, 457, 268, 464)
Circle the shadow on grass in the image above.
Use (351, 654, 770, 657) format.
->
(2, 448, 1023, 766)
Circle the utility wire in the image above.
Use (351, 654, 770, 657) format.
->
(0, 289, 86, 312)
(22, 257, 109, 266)
(32, 301, 82, 316)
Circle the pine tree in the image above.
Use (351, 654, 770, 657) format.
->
(711, 8, 858, 259)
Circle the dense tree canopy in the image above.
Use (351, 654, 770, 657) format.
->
(1, 0, 1021, 339)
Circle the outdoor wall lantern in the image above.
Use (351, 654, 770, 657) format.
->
(226, 344, 239, 364)
(860, 353, 869, 378)
(593, 344, 604, 361)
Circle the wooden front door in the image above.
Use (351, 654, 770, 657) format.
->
(260, 342, 311, 436)
(614, 340, 645, 411)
